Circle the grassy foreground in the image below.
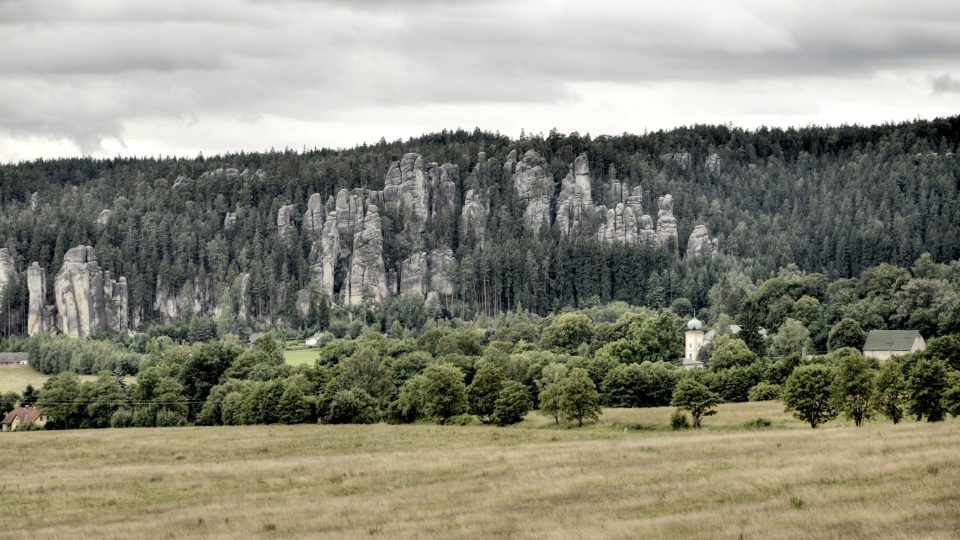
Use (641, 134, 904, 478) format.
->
(4, 402, 959, 539)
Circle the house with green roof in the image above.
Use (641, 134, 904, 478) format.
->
(862, 330, 926, 361)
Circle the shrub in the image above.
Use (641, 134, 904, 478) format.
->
(671, 378, 720, 428)
(155, 409, 188, 427)
(742, 417, 773, 430)
(446, 414, 474, 426)
(109, 408, 134, 428)
(670, 409, 690, 430)
(748, 383, 781, 401)
(325, 389, 380, 424)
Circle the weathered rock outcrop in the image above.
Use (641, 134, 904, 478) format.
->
(428, 248, 456, 296)
(309, 212, 340, 300)
(303, 194, 326, 242)
(30, 192, 38, 211)
(399, 252, 428, 296)
(460, 189, 488, 246)
(343, 205, 388, 307)
(656, 195, 679, 254)
(597, 204, 638, 244)
(27, 262, 48, 335)
(384, 154, 430, 223)
(686, 224, 719, 258)
(396, 248, 457, 298)
(334, 189, 365, 249)
(0, 248, 15, 298)
(705, 153, 722, 176)
(277, 204, 296, 238)
(154, 277, 210, 322)
(223, 211, 237, 231)
(53, 246, 128, 338)
(556, 153, 594, 235)
(639, 214, 657, 245)
(660, 153, 692, 171)
(511, 150, 553, 233)
(431, 164, 458, 219)
(96, 210, 111, 227)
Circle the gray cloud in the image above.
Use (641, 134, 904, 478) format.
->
(1, 0, 959, 156)
(932, 74, 960, 94)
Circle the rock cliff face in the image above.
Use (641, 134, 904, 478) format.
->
(460, 189, 488, 246)
(384, 153, 430, 223)
(511, 150, 553, 233)
(343, 205, 388, 307)
(556, 153, 594, 235)
(52, 246, 129, 338)
(428, 248, 456, 297)
(303, 194, 326, 242)
(96, 210, 111, 227)
(154, 277, 211, 322)
(399, 252, 428, 296)
(335, 189, 366, 249)
(686, 224, 719, 258)
(223, 211, 237, 231)
(596, 204, 638, 244)
(27, 262, 48, 335)
(309, 212, 340, 300)
(277, 204, 296, 238)
(660, 152, 692, 171)
(0, 248, 15, 299)
(705, 153, 722, 176)
(656, 195, 679, 254)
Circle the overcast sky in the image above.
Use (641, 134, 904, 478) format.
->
(2, 0, 960, 163)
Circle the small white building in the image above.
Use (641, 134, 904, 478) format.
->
(863, 330, 925, 361)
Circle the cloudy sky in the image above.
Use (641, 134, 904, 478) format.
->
(2, 0, 960, 163)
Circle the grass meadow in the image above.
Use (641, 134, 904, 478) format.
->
(0, 364, 136, 394)
(283, 347, 320, 366)
(4, 401, 959, 539)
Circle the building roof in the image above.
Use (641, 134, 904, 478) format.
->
(0, 352, 28, 364)
(863, 330, 922, 352)
(686, 317, 703, 331)
(1, 407, 43, 426)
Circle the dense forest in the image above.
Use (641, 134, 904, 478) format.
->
(1, 117, 960, 339)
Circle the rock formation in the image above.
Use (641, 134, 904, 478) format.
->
(343, 205, 388, 307)
(96, 210, 111, 227)
(277, 204, 296, 238)
(705, 153, 722, 176)
(334, 189, 365, 249)
(639, 214, 657, 245)
(0, 248, 15, 299)
(303, 194, 326, 242)
(460, 189, 488, 246)
(428, 248, 456, 297)
(660, 153, 692, 171)
(596, 204, 637, 244)
(556, 153, 594, 235)
(686, 224, 719, 258)
(53, 246, 128, 338)
(154, 277, 211, 322)
(431, 164, 458, 219)
(295, 289, 312, 318)
(309, 212, 340, 300)
(511, 150, 553, 233)
(399, 252, 428, 296)
(27, 263, 48, 335)
(384, 153, 430, 223)
(30, 192, 38, 211)
(656, 195, 679, 254)
(223, 211, 237, 231)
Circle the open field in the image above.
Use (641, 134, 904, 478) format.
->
(0, 365, 136, 394)
(283, 348, 319, 366)
(4, 401, 960, 539)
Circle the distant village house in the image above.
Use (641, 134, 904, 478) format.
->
(1, 407, 49, 431)
(0, 353, 29, 366)
(862, 330, 926, 361)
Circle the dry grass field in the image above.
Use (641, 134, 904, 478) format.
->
(0, 364, 136, 394)
(4, 402, 959, 540)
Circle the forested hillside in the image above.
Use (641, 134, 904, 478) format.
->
(1, 117, 959, 338)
